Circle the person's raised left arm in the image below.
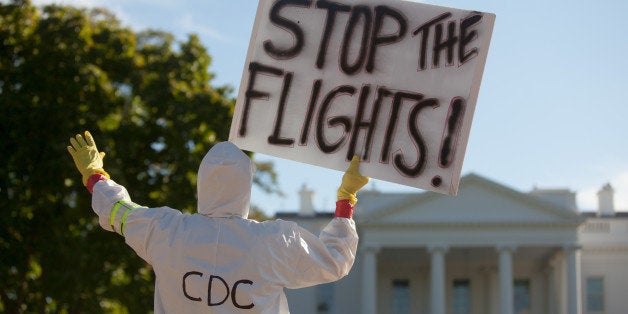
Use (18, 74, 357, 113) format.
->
(67, 131, 181, 263)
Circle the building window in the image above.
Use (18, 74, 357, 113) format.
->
(514, 279, 531, 314)
(586, 277, 604, 312)
(316, 282, 335, 314)
(391, 279, 411, 314)
(452, 279, 471, 314)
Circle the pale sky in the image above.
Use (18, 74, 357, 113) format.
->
(28, 0, 628, 214)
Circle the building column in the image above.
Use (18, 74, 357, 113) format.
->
(546, 263, 557, 314)
(362, 245, 380, 314)
(497, 245, 516, 314)
(429, 245, 448, 314)
(565, 245, 582, 314)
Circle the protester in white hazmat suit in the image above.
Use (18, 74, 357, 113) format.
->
(67, 131, 369, 313)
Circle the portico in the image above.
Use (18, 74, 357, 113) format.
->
(279, 174, 628, 314)
(359, 245, 582, 314)
(355, 174, 584, 314)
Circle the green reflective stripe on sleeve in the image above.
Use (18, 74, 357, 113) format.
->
(110, 200, 143, 235)
(120, 207, 134, 236)
(110, 202, 123, 232)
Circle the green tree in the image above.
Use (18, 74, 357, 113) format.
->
(0, 1, 277, 312)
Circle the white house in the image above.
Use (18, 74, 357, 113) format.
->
(276, 173, 628, 314)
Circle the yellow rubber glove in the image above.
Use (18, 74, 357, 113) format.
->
(337, 155, 370, 205)
(67, 131, 110, 186)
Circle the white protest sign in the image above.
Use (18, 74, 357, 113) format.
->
(229, 0, 495, 195)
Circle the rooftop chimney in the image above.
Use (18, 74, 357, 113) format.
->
(299, 184, 315, 216)
(597, 183, 615, 217)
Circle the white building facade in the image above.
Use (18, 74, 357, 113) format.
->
(277, 174, 628, 314)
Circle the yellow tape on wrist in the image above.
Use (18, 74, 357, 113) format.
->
(109, 200, 142, 235)
(110, 202, 123, 232)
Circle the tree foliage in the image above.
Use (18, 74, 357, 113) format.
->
(0, 1, 276, 312)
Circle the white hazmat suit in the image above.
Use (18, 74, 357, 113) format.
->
(90, 142, 359, 313)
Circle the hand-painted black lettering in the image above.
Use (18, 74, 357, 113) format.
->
(347, 86, 392, 161)
(459, 13, 482, 64)
(316, 85, 357, 153)
(208, 275, 230, 306)
(327, 113, 352, 142)
(240, 62, 284, 137)
(182, 272, 256, 309)
(380, 91, 423, 163)
(346, 85, 371, 160)
(393, 98, 438, 176)
(264, 0, 313, 59)
(431, 175, 442, 187)
(232, 280, 255, 310)
(439, 97, 465, 167)
(183, 271, 203, 302)
(412, 12, 451, 71)
(362, 88, 392, 159)
(366, 5, 407, 73)
(340, 6, 372, 75)
(268, 72, 296, 146)
(299, 80, 323, 145)
(315, 0, 351, 69)
(432, 21, 458, 67)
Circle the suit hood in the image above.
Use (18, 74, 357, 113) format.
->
(197, 142, 254, 218)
